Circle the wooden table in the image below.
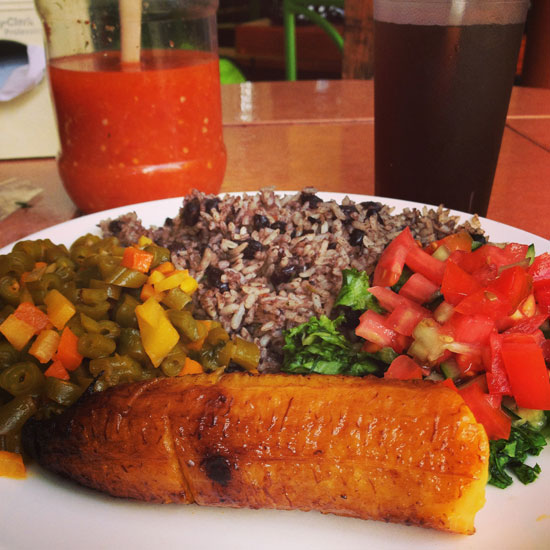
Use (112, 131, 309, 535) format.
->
(1, 80, 549, 248)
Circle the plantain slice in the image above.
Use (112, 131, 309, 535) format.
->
(23, 373, 489, 534)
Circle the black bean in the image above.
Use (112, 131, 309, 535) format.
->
(164, 217, 174, 227)
(181, 197, 201, 226)
(339, 204, 357, 218)
(204, 197, 221, 213)
(270, 264, 297, 286)
(328, 242, 337, 250)
(308, 216, 319, 224)
(243, 239, 263, 260)
(270, 221, 287, 233)
(108, 219, 123, 234)
(253, 214, 270, 230)
(300, 192, 323, 208)
(205, 265, 229, 292)
(360, 201, 383, 218)
(349, 228, 365, 247)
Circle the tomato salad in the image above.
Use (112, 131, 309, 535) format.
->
(282, 227, 550, 488)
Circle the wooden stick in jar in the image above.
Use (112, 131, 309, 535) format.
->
(119, 0, 142, 65)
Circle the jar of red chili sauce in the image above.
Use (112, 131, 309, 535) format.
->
(35, 0, 226, 213)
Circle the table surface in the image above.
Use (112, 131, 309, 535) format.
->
(1, 79, 549, 248)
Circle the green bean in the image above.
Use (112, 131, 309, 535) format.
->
(70, 234, 102, 262)
(167, 309, 200, 341)
(117, 327, 150, 365)
(231, 337, 261, 371)
(81, 314, 120, 339)
(80, 288, 109, 305)
(79, 312, 100, 333)
(12, 240, 46, 262)
(89, 279, 122, 300)
(97, 255, 122, 279)
(104, 266, 148, 288)
(160, 352, 187, 377)
(197, 342, 226, 372)
(0, 276, 20, 307)
(26, 273, 64, 303)
(0, 305, 15, 324)
(45, 378, 84, 406)
(89, 354, 143, 391)
(206, 326, 230, 347)
(161, 287, 191, 310)
(0, 251, 35, 277)
(77, 333, 117, 359)
(114, 293, 139, 328)
(0, 362, 45, 396)
(0, 395, 37, 435)
(144, 244, 171, 268)
(75, 301, 111, 321)
(0, 341, 19, 370)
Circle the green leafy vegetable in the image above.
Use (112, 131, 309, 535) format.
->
(488, 423, 547, 489)
(281, 315, 382, 376)
(334, 268, 383, 312)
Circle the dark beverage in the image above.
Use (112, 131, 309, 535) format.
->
(374, 12, 526, 215)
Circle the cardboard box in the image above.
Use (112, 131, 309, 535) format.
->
(0, 0, 59, 159)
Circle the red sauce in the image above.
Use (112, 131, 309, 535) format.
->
(49, 49, 226, 213)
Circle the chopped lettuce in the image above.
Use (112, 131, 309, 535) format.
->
(281, 315, 382, 376)
(334, 268, 383, 313)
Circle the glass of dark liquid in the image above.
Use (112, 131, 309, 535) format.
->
(374, 0, 529, 216)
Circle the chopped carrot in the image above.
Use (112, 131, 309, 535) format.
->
(140, 282, 162, 302)
(179, 357, 204, 375)
(361, 340, 383, 354)
(0, 314, 35, 350)
(44, 360, 70, 380)
(29, 329, 60, 363)
(153, 261, 175, 274)
(121, 247, 154, 273)
(0, 451, 26, 479)
(13, 302, 50, 333)
(55, 326, 83, 371)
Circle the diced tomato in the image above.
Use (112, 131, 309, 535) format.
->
(504, 313, 548, 335)
(386, 303, 425, 337)
(533, 280, 550, 314)
(368, 286, 431, 317)
(398, 272, 439, 304)
(404, 244, 446, 285)
(459, 382, 511, 440)
(440, 261, 482, 306)
(502, 243, 530, 265)
(486, 265, 531, 312)
(384, 355, 424, 380)
(447, 313, 495, 345)
(485, 333, 512, 395)
(356, 310, 405, 353)
(454, 289, 511, 320)
(529, 252, 550, 282)
(373, 227, 416, 287)
(500, 341, 550, 410)
(455, 351, 485, 378)
(542, 339, 550, 361)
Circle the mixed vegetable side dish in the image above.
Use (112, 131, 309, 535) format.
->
(0, 234, 260, 477)
(0, 224, 548, 494)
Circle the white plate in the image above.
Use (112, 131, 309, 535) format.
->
(1, 193, 549, 550)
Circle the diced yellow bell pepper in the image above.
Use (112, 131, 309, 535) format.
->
(179, 275, 198, 295)
(140, 283, 163, 302)
(138, 235, 153, 247)
(0, 450, 26, 479)
(153, 270, 190, 293)
(0, 315, 35, 351)
(44, 289, 76, 330)
(147, 270, 166, 285)
(29, 329, 61, 363)
(135, 297, 180, 367)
